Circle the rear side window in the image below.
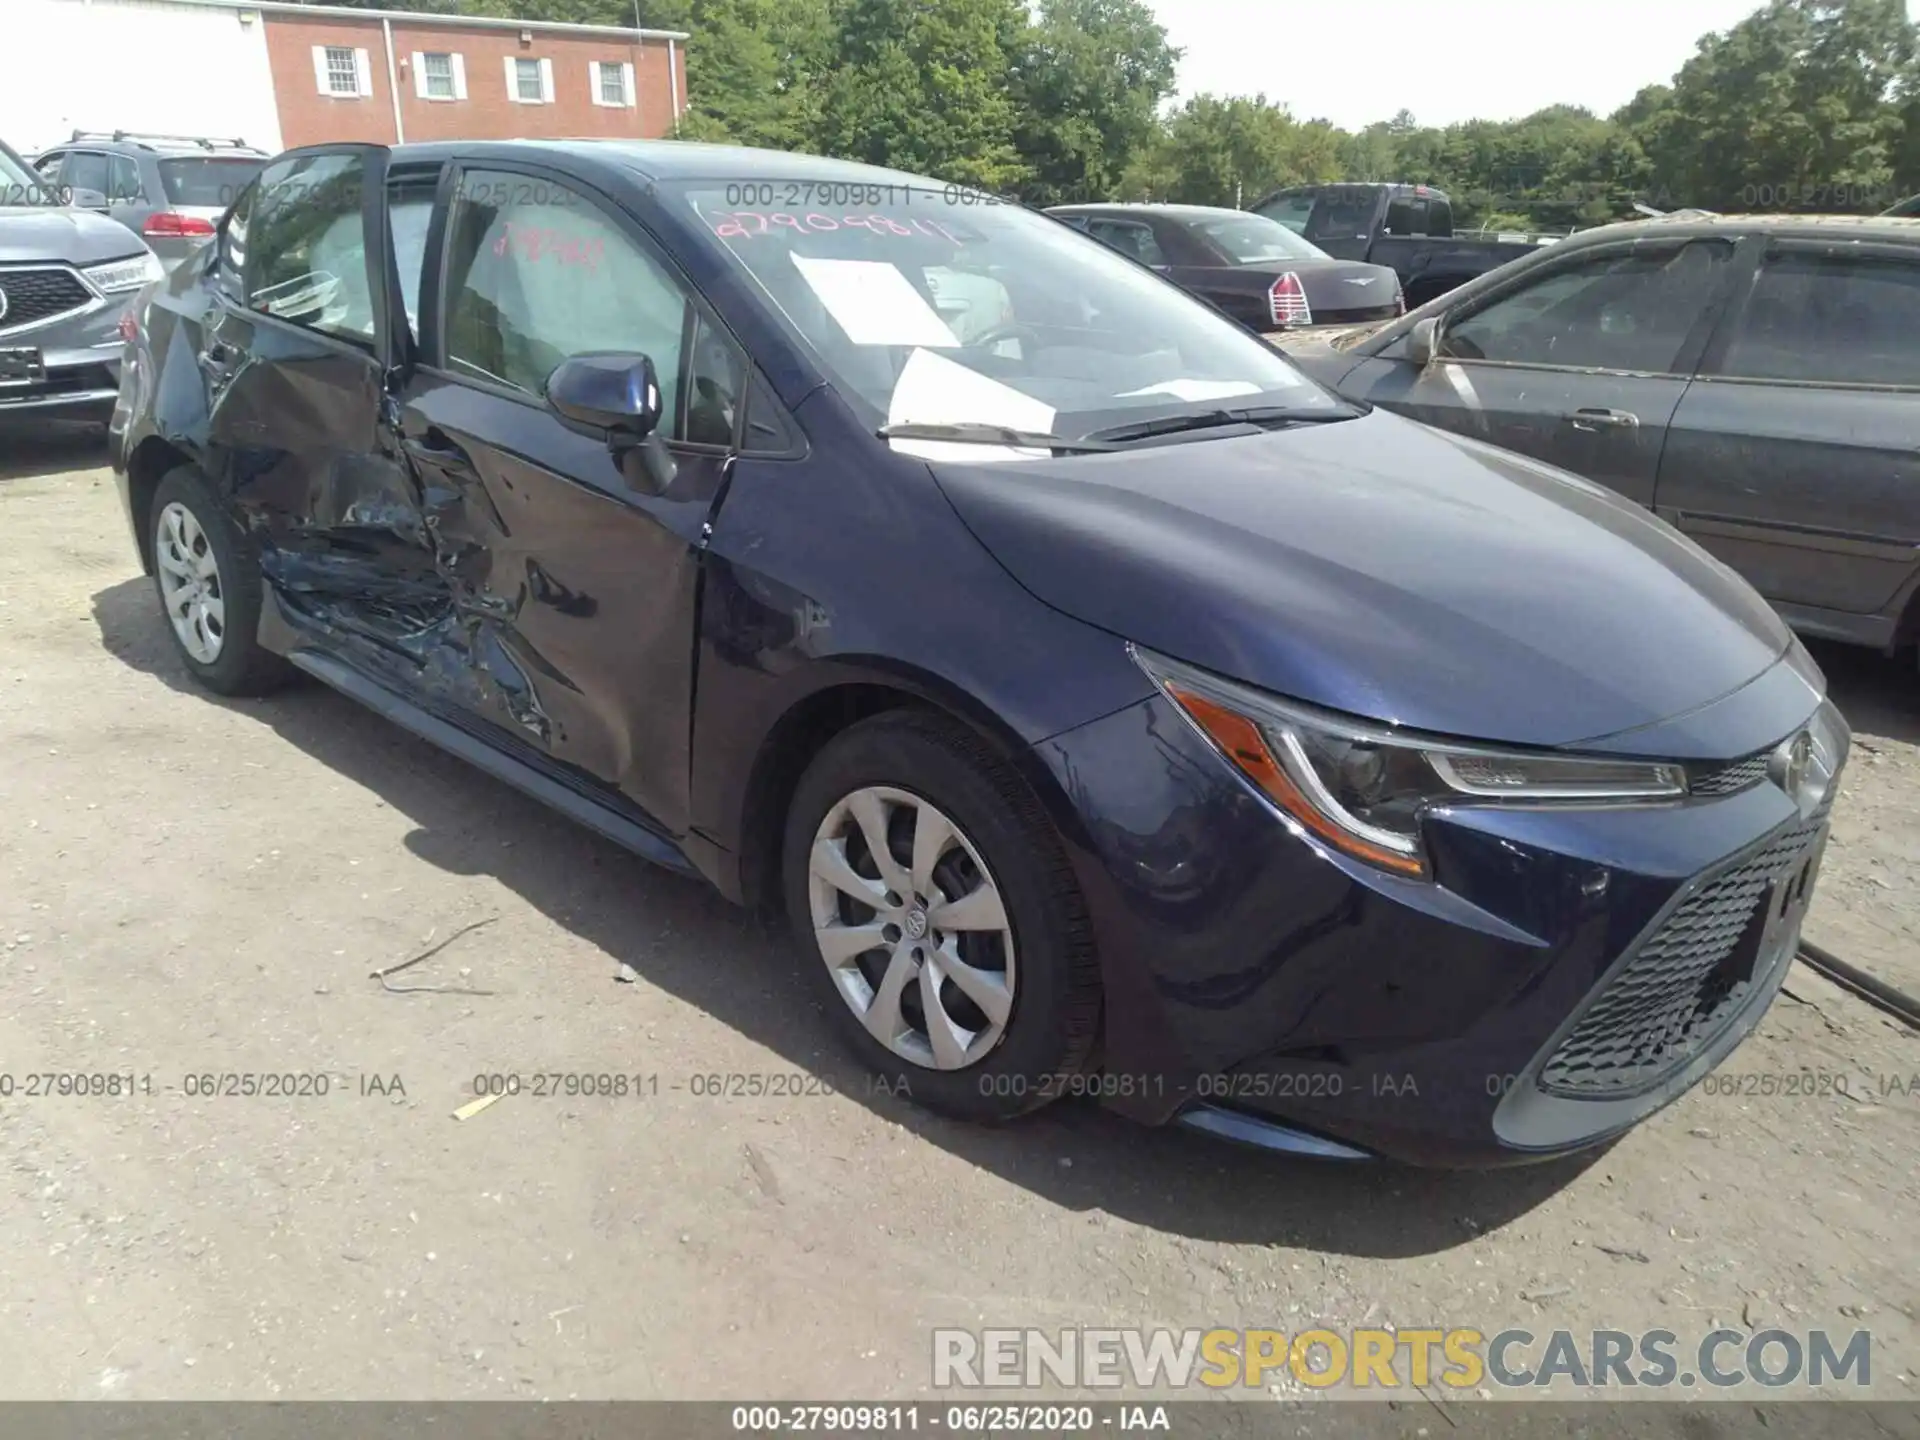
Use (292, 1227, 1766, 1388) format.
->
(1383, 197, 1428, 236)
(108, 154, 143, 203)
(244, 151, 376, 346)
(441, 169, 691, 427)
(160, 156, 265, 208)
(1718, 248, 1920, 388)
(1441, 239, 1732, 373)
(1086, 219, 1165, 267)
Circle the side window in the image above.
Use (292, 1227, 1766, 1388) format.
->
(109, 154, 143, 204)
(218, 180, 255, 297)
(1441, 239, 1731, 374)
(1087, 219, 1165, 267)
(441, 169, 698, 436)
(1383, 197, 1428, 236)
(35, 151, 66, 180)
(685, 311, 744, 447)
(62, 150, 110, 196)
(245, 151, 376, 346)
(387, 168, 440, 343)
(1718, 249, 1920, 388)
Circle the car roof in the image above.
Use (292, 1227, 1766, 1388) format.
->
(47, 137, 266, 158)
(1048, 203, 1275, 223)
(389, 138, 937, 188)
(1563, 212, 1920, 246)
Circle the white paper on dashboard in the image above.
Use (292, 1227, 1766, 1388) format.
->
(1118, 379, 1264, 402)
(789, 254, 960, 348)
(885, 347, 1057, 463)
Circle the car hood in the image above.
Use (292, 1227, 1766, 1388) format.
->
(930, 409, 1793, 750)
(0, 206, 148, 265)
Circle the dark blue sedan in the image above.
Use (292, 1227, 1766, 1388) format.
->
(110, 140, 1849, 1166)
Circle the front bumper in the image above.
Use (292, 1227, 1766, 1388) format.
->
(1033, 683, 1844, 1168)
(0, 291, 129, 420)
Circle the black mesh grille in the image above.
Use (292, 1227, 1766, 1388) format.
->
(0, 268, 93, 330)
(1538, 816, 1824, 1097)
(1690, 753, 1770, 797)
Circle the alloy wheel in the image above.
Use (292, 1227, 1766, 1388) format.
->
(155, 501, 225, 664)
(807, 785, 1016, 1070)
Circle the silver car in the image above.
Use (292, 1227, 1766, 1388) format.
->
(31, 132, 267, 272)
(2, 136, 163, 425)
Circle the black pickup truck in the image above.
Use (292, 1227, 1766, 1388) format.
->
(1250, 183, 1561, 308)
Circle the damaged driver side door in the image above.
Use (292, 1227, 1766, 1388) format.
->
(202, 144, 440, 641)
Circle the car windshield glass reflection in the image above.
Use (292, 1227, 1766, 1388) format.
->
(673, 182, 1342, 446)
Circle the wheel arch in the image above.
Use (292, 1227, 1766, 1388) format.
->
(729, 659, 1089, 922)
(123, 436, 197, 574)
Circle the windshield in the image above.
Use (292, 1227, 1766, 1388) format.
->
(1193, 213, 1333, 265)
(674, 182, 1341, 446)
(159, 155, 265, 208)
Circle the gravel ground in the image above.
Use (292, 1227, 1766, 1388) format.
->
(1, 426, 1916, 1412)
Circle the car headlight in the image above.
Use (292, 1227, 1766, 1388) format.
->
(83, 253, 165, 295)
(1132, 645, 1687, 879)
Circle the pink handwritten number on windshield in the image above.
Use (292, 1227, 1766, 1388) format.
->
(708, 211, 959, 246)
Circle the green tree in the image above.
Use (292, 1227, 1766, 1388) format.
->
(1120, 94, 1341, 205)
(676, 0, 830, 151)
(1008, 0, 1179, 205)
(817, 0, 1031, 189)
(1635, 0, 1914, 211)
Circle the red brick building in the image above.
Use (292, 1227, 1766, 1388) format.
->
(260, 2, 687, 148)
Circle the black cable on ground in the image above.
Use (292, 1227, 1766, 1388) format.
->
(1796, 939, 1920, 1033)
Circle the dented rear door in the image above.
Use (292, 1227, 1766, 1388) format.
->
(199, 144, 443, 625)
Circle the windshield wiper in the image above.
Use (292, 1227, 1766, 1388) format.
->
(877, 421, 1117, 454)
(1087, 404, 1357, 445)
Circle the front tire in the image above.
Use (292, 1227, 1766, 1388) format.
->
(150, 467, 290, 697)
(782, 710, 1101, 1121)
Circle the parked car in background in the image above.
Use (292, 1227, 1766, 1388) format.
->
(1882, 193, 1920, 218)
(1, 134, 163, 423)
(1276, 214, 1920, 668)
(31, 132, 266, 270)
(1251, 183, 1561, 307)
(115, 139, 1849, 1168)
(1047, 202, 1403, 333)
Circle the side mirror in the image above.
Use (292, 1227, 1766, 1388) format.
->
(1405, 316, 1441, 367)
(546, 352, 663, 446)
(69, 186, 110, 211)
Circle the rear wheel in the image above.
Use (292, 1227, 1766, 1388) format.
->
(150, 467, 290, 697)
(783, 711, 1101, 1121)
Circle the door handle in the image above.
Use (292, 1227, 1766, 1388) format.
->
(1565, 407, 1639, 431)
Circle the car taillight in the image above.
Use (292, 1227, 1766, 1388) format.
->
(1268, 271, 1312, 328)
(144, 212, 216, 238)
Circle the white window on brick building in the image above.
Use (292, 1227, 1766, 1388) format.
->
(312, 44, 372, 98)
(507, 55, 553, 104)
(592, 60, 635, 108)
(413, 51, 467, 102)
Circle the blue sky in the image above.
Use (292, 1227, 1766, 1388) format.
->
(1150, 0, 1920, 130)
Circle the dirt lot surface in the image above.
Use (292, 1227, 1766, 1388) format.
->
(2, 425, 1917, 1412)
